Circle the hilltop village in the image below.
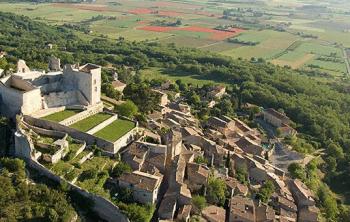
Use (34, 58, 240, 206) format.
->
(0, 58, 319, 222)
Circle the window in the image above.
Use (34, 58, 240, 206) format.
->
(94, 79, 97, 85)
(95, 87, 98, 92)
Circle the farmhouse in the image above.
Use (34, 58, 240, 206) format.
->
(263, 108, 296, 137)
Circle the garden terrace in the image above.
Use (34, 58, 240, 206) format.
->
(35, 144, 60, 155)
(69, 112, 112, 132)
(93, 119, 136, 142)
(41, 109, 81, 122)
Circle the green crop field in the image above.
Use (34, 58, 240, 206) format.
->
(93, 119, 135, 142)
(70, 113, 112, 132)
(41, 109, 80, 122)
(141, 67, 227, 86)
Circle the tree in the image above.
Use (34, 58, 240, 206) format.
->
(256, 181, 275, 203)
(192, 195, 206, 212)
(235, 165, 248, 185)
(117, 202, 154, 222)
(288, 163, 306, 180)
(115, 100, 138, 118)
(206, 177, 226, 206)
(317, 184, 338, 220)
(111, 162, 132, 178)
(194, 156, 208, 165)
(327, 143, 344, 159)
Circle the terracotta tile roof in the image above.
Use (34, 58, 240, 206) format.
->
(230, 195, 255, 221)
(264, 108, 290, 122)
(187, 162, 210, 178)
(223, 177, 248, 194)
(118, 171, 162, 192)
(112, 80, 126, 88)
(207, 116, 227, 129)
(256, 204, 275, 222)
(202, 205, 226, 222)
(292, 179, 315, 201)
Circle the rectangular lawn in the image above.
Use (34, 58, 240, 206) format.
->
(93, 119, 135, 142)
(70, 113, 112, 132)
(41, 109, 80, 122)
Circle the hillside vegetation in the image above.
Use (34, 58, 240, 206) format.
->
(1, 11, 350, 220)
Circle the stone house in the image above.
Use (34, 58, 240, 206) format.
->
(152, 89, 169, 106)
(111, 80, 126, 92)
(263, 108, 290, 128)
(235, 136, 265, 157)
(208, 85, 226, 99)
(202, 205, 226, 222)
(117, 171, 163, 204)
(163, 129, 183, 161)
(223, 176, 249, 197)
(255, 204, 275, 222)
(168, 102, 191, 115)
(289, 179, 316, 207)
(298, 205, 320, 222)
(262, 108, 296, 137)
(176, 205, 191, 222)
(186, 162, 210, 190)
(158, 192, 177, 220)
(229, 195, 256, 222)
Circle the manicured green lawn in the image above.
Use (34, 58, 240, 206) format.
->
(70, 113, 112, 132)
(94, 119, 135, 142)
(41, 110, 80, 122)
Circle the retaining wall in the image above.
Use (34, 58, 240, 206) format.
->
(86, 114, 118, 135)
(60, 103, 103, 126)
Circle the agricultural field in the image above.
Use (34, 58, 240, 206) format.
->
(0, 0, 349, 79)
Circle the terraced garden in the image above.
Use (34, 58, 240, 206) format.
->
(41, 109, 80, 122)
(70, 113, 112, 132)
(93, 119, 135, 142)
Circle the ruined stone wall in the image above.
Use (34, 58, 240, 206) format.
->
(0, 80, 24, 117)
(22, 88, 42, 115)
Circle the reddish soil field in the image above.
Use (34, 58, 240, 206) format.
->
(137, 25, 244, 41)
(157, 10, 183, 17)
(128, 8, 153, 14)
(153, 1, 202, 9)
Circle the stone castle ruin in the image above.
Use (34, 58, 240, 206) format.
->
(0, 59, 101, 117)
